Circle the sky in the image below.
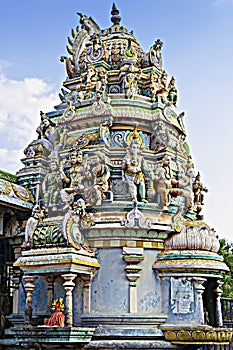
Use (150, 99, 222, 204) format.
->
(0, 0, 232, 241)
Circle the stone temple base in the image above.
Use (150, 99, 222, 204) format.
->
(82, 313, 178, 350)
(0, 326, 95, 350)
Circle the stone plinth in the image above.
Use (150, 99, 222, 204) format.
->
(1, 326, 96, 349)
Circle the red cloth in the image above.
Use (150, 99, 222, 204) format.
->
(47, 302, 65, 327)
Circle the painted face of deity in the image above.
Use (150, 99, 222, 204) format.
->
(186, 167, 195, 179)
(43, 118, 51, 128)
(130, 143, 140, 156)
(70, 151, 83, 165)
(50, 161, 58, 171)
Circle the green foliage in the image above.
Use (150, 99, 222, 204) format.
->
(219, 239, 233, 298)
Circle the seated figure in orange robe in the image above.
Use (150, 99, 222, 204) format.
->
(47, 301, 65, 327)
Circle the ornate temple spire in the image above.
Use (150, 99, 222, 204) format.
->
(111, 3, 121, 26)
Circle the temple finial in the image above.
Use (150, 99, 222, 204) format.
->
(111, 3, 121, 26)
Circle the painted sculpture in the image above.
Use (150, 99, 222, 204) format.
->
(153, 155, 172, 211)
(60, 148, 89, 208)
(122, 137, 147, 203)
(84, 152, 110, 206)
(47, 300, 65, 327)
(42, 158, 61, 211)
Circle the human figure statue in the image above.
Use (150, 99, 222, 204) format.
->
(86, 65, 98, 98)
(96, 70, 107, 93)
(122, 137, 147, 203)
(168, 76, 178, 107)
(84, 152, 110, 206)
(153, 155, 172, 211)
(150, 70, 160, 103)
(42, 158, 62, 211)
(99, 115, 113, 147)
(47, 301, 65, 327)
(36, 111, 60, 158)
(171, 161, 195, 213)
(60, 149, 89, 207)
(124, 65, 140, 99)
(193, 172, 208, 205)
(156, 70, 168, 104)
(151, 121, 169, 152)
(149, 39, 163, 70)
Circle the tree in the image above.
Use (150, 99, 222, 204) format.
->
(219, 239, 233, 298)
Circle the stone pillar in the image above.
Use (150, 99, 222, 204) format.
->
(45, 275, 54, 314)
(194, 278, 206, 325)
(61, 273, 76, 327)
(23, 275, 37, 325)
(11, 277, 20, 314)
(122, 247, 144, 313)
(0, 210, 4, 235)
(214, 280, 224, 327)
(81, 274, 92, 314)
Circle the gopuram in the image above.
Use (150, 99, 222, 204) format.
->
(0, 4, 231, 350)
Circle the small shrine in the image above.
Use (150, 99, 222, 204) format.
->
(0, 4, 231, 350)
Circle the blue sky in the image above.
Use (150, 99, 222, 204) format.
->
(0, 0, 233, 241)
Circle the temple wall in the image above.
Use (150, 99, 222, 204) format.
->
(91, 248, 161, 314)
(91, 248, 128, 313)
(161, 277, 199, 324)
(137, 249, 161, 313)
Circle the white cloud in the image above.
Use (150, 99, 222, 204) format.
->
(0, 62, 59, 173)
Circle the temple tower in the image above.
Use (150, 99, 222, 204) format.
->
(0, 4, 231, 350)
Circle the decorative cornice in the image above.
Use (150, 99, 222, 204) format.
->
(161, 326, 233, 345)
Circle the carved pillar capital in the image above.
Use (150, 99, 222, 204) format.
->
(122, 247, 144, 313)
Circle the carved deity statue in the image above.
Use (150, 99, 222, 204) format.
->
(86, 65, 98, 98)
(36, 111, 60, 158)
(149, 39, 163, 70)
(84, 152, 110, 206)
(150, 70, 160, 103)
(171, 161, 195, 213)
(155, 70, 168, 104)
(168, 76, 178, 107)
(153, 155, 172, 211)
(99, 115, 113, 147)
(193, 172, 208, 205)
(46, 300, 65, 327)
(60, 149, 90, 207)
(151, 121, 169, 152)
(122, 137, 147, 203)
(42, 158, 62, 211)
(124, 65, 140, 99)
(96, 70, 107, 93)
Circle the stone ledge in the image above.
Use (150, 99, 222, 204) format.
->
(1, 326, 95, 346)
